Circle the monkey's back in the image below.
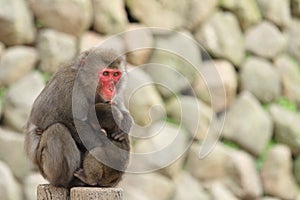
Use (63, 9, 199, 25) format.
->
(27, 65, 78, 136)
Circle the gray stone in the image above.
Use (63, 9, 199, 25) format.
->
(260, 197, 280, 200)
(133, 121, 188, 178)
(274, 55, 300, 107)
(245, 21, 286, 59)
(147, 31, 201, 97)
(80, 31, 105, 52)
(124, 24, 154, 66)
(124, 67, 164, 126)
(0, 42, 4, 56)
(93, 0, 128, 34)
(0, 128, 31, 180)
(261, 145, 298, 199)
(208, 182, 239, 200)
(257, 0, 291, 27)
(269, 105, 300, 154)
(166, 96, 216, 141)
(194, 60, 237, 112)
(234, 0, 262, 30)
(28, 0, 92, 36)
(120, 173, 175, 200)
(222, 92, 273, 156)
(24, 173, 48, 200)
(195, 12, 245, 66)
(172, 172, 210, 200)
(186, 142, 230, 181)
(0, 0, 35, 45)
(0, 161, 22, 200)
(292, 0, 300, 17)
(219, 0, 262, 30)
(286, 20, 300, 65)
(0, 46, 37, 86)
(294, 155, 300, 184)
(240, 57, 281, 103)
(219, 0, 237, 10)
(4, 72, 45, 132)
(37, 29, 77, 74)
(224, 150, 263, 199)
(186, 0, 218, 30)
(126, 0, 186, 29)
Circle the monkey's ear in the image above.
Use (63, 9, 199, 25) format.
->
(72, 48, 95, 69)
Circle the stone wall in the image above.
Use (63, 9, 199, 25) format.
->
(1, 0, 300, 200)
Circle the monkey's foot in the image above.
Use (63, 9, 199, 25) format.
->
(111, 131, 127, 141)
(74, 169, 97, 186)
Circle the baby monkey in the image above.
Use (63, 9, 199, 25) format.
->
(74, 102, 131, 187)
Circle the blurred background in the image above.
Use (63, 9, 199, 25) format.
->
(1, 0, 300, 199)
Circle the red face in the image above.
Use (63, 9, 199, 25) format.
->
(98, 68, 122, 101)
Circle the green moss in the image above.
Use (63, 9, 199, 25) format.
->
(277, 96, 297, 112)
(41, 72, 52, 83)
(35, 19, 44, 29)
(255, 139, 276, 170)
(222, 139, 240, 150)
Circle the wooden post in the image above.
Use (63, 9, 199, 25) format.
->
(37, 184, 123, 200)
(37, 184, 69, 200)
(70, 187, 123, 200)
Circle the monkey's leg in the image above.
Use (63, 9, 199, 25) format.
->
(74, 147, 105, 186)
(36, 123, 81, 188)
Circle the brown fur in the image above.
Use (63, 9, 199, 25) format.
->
(24, 48, 132, 188)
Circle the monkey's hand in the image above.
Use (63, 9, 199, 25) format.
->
(110, 111, 132, 142)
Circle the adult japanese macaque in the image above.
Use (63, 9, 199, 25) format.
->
(24, 48, 132, 188)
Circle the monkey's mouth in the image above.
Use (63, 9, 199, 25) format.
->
(99, 84, 116, 101)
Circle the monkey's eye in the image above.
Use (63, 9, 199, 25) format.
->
(102, 71, 109, 76)
(113, 72, 120, 77)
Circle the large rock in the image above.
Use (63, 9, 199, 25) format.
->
(235, 0, 262, 29)
(222, 92, 273, 156)
(126, 0, 186, 29)
(24, 173, 48, 200)
(37, 29, 77, 74)
(80, 31, 126, 54)
(186, 0, 218, 30)
(133, 121, 188, 178)
(93, 0, 128, 34)
(147, 31, 201, 97)
(294, 155, 300, 184)
(124, 24, 154, 66)
(292, 0, 300, 17)
(219, 0, 262, 30)
(224, 150, 263, 199)
(186, 142, 231, 181)
(0, 0, 35, 45)
(208, 182, 239, 200)
(0, 42, 4, 56)
(28, 0, 92, 36)
(166, 96, 216, 141)
(257, 0, 291, 27)
(4, 72, 45, 131)
(245, 21, 286, 59)
(124, 67, 164, 126)
(274, 55, 300, 107)
(172, 172, 210, 200)
(269, 105, 300, 154)
(193, 60, 238, 112)
(261, 145, 298, 199)
(0, 128, 31, 180)
(120, 173, 175, 200)
(0, 46, 38, 86)
(0, 161, 22, 200)
(195, 12, 245, 66)
(240, 57, 281, 103)
(286, 20, 300, 65)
